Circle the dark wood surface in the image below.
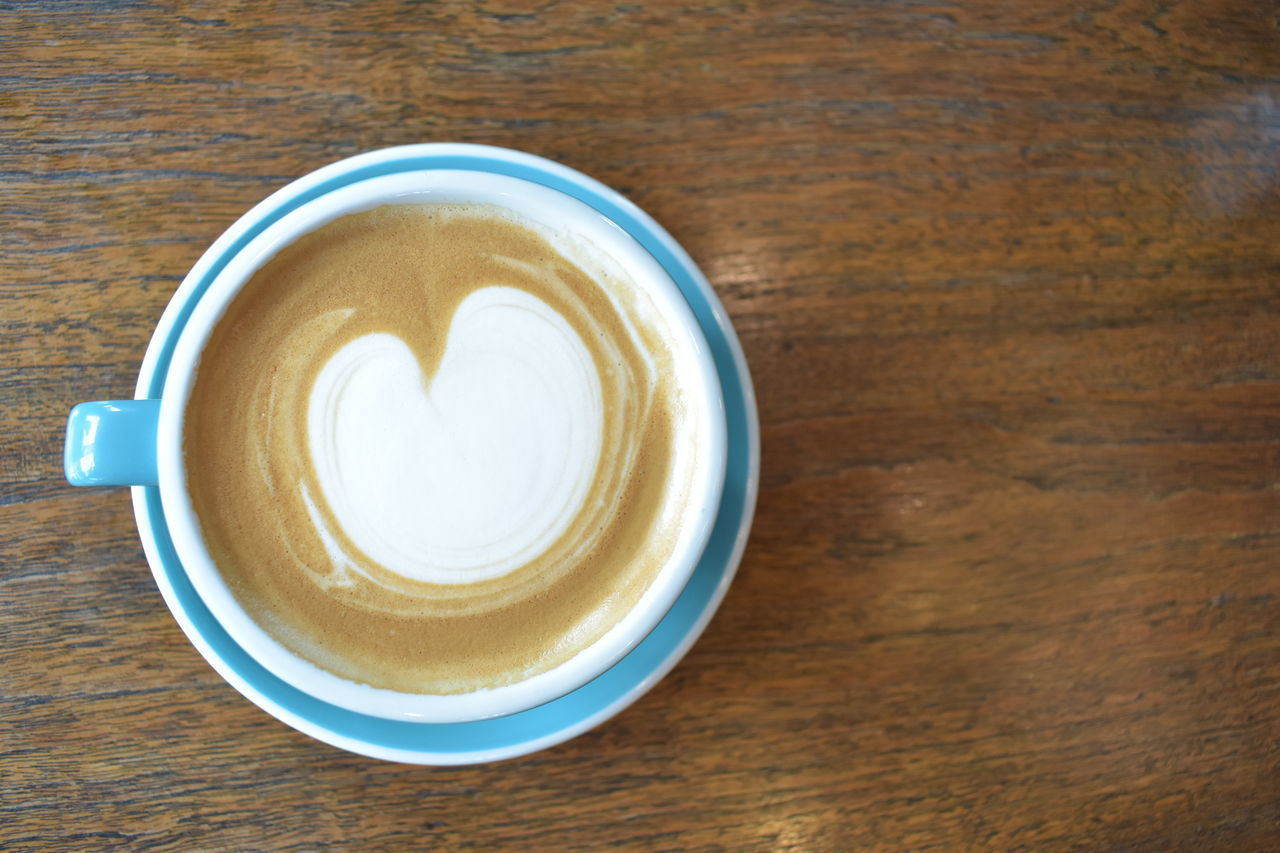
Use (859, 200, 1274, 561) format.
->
(4, 1, 1279, 849)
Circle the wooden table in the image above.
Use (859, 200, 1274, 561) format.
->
(4, 1, 1278, 849)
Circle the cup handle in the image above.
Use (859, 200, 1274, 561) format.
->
(64, 400, 161, 487)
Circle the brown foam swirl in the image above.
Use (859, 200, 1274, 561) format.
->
(184, 204, 689, 694)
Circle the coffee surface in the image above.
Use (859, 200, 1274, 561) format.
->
(184, 203, 693, 694)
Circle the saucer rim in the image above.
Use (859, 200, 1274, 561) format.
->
(129, 143, 761, 765)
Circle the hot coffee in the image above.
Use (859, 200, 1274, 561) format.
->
(184, 203, 705, 695)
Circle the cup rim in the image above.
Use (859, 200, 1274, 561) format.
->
(155, 168, 728, 722)
(130, 144, 760, 763)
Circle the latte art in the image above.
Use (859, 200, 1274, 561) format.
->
(306, 289, 604, 585)
(184, 204, 695, 694)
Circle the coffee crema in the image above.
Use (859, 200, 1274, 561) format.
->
(184, 203, 696, 694)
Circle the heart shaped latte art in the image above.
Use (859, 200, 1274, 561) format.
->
(306, 287, 604, 585)
(186, 204, 691, 693)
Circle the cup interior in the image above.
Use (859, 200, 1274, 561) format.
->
(155, 170, 728, 722)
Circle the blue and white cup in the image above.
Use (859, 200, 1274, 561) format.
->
(64, 144, 759, 763)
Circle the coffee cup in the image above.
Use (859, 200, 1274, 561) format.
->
(66, 149, 728, 725)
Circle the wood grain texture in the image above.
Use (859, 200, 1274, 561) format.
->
(3, 0, 1280, 849)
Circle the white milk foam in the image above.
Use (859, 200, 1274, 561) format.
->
(307, 286, 605, 584)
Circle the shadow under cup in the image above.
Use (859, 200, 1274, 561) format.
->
(155, 169, 730, 724)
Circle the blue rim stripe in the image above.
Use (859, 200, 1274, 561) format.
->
(139, 152, 751, 753)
